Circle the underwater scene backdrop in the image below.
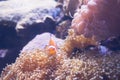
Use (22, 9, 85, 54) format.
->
(0, 0, 120, 80)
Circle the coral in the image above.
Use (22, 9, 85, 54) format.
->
(62, 29, 97, 55)
(54, 52, 120, 80)
(71, 0, 120, 41)
(0, 49, 63, 80)
(1, 30, 119, 80)
(0, 49, 120, 80)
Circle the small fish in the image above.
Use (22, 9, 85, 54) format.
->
(45, 34, 57, 55)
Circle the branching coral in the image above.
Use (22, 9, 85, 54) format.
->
(71, 0, 120, 41)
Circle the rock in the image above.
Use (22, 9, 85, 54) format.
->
(0, 0, 63, 35)
(63, 0, 85, 17)
(56, 20, 71, 39)
(16, 7, 63, 36)
(0, 20, 22, 48)
(0, 0, 64, 44)
(57, 0, 64, 3)
(21, 32, 64, 53)
(17, 17, 56, 43)
(100, 36, 120, 51)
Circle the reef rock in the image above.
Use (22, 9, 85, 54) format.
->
(100, 36, 120, 51)
(0, 0, 63, 37)
(21, 32, 64, 53)
(63, 0, 81, 16)
(71, 0, 120, 41)
(0, 20, 21, 49)
(56, 20, 71, 39)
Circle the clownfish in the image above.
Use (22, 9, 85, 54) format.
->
(45, 34, 57, 55)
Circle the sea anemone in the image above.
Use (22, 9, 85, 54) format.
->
(1, 49, 120, 80)
(0, 49, 61, 80)
(62, 29, 97, 56)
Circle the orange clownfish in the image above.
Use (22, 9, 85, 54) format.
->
(45, 34, 57, 55)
